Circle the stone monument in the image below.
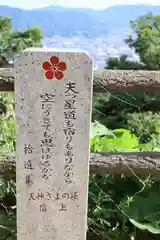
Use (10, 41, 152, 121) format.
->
(14, 48, 93, 240)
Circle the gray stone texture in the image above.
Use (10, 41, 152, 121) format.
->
(15, 48, 93, 240)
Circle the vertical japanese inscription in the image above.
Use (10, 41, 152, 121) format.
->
(40, 92, 55, 180)
(63, 82, 78, 184)
(24, 144, 34, 187)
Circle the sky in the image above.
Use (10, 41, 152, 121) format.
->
(1, 0, 160, 9)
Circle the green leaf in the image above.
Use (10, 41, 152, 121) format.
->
(111, 129, 139, 150)
(120, 191, 160, 234)
(91, 121, 114, 139)
(129, 219, 160, 234)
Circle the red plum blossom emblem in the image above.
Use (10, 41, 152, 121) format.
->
(42, 56, 67, 80)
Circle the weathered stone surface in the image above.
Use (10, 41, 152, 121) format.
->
(14, 48, 93, 240)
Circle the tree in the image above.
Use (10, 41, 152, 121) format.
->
(105, 54, 145, 70)
(125, 12, 160, 70)
(105, 12, 160, 70)
(0, 16, 43, 67)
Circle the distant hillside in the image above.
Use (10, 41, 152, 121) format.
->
(0, 4, 160, 37)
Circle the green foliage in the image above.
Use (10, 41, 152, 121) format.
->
(0, 16, 43, 66)
(88, 174, 160, 239)
(90, 119, 160, 152)
(0, 93, 15, 153)
(92, 92, 160, 144)
(127, 112, 160, 144)
(89, 121, 160, 239)
(121, 191, 160, 235)
(91, 121, 140, 152)
(0, 178, 16, 240)
(106, 13, 160, 71)
(91, 10, 160, 240)
(105, 54, 144, 70)
(125, 12, 160, 70)
(0, 93, 16, 239)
